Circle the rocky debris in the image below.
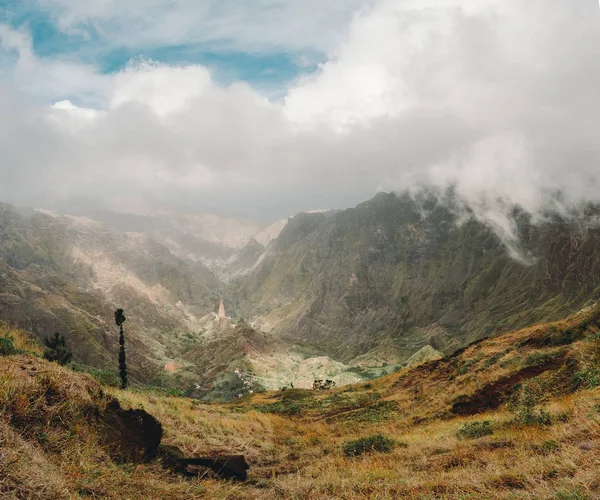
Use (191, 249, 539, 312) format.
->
(100, 399, 163, 462)
(159, 445, 249, 481)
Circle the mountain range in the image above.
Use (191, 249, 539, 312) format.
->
(1, 191, 599, 399)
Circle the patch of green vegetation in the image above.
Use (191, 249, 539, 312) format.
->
(253, 399, 311, 416)
(72, 363, 121, 387)
(279, 388, 313, 401)
(509, 385, 553, 427)
(342, 434, 398, 457)
(572, 369, 600, 390)
(548, 326, 586, 346)
(253, 389, 382, 417)
(457, 421, 493, 440)
(499, 355, 522, 369)
(483, 352, 507, 369)
(523, 350, 559, 368)
(555, 490, 589, 500)
(458, 353, 484, 375)
(587, 332, 600, 343)
(535, 440, 561, 454)
(0, 337, 17, 356)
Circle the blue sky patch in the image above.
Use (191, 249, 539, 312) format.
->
(0, 0, 322, 98)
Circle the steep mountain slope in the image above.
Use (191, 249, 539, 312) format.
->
(3, 190, 600, 397)
(228, 192, 600, 364)
(65, 208, 266, 275)
(0, 203, 221, 381)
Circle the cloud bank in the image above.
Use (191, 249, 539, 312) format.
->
(0, 0, 599, 223)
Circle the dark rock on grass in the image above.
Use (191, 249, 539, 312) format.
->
(100, 399, 163, 462)
(159, 445, 250, 481)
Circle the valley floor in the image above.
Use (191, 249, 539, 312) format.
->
(1, 309, 600, 499)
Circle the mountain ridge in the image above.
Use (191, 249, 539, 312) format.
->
(2, 191, 600, 397)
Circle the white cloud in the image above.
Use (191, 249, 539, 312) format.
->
(0, 23, 110, 105)
(33, 0, 367, 54)
(110, 61, 213, 117)
(0, 0, 599, 225)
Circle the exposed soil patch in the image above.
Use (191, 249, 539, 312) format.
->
(451, 353, 566, 415)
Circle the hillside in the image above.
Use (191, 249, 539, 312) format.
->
(1, 306, 599, 499)
(0, 203, 221, 383)
(228, 192, 600, 365)
(2, 191, 600, 398)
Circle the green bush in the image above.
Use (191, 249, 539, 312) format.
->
(536, 440, 561, 454)
(510, 386, 553, 426)
(549, 327, 585, 346)
(43, 332, 72, 366)
(0, 337, 17, 356)
(342, 434, 397, 457)
(572, 369, 600, 390)
(88, 369, 121, 387)
(71, 364, 121, 387)
(280, 389, 312, 401)
(523, 351, 556, 368)
(254, 400, 305, 416)
(587, 332, 600, 343)
(457, 420, 494, 439)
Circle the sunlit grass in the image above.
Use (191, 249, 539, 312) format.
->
(0, 310, 599, 499)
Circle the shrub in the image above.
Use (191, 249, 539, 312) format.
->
(572, 369, 600, 390)
(313, 379, 337, 391)
(549, 327, 585, 346)
(483, 353, 504, 369)
(72, 364, 121, 387)
(523, 351, 557, 368)
(457, 420, 494, 440)
(458, 355, 482, 375)
(587, 332, 600, 343)
(43, 332, 72, 366)
(342, 434, 396, 457)
(254, 400, 306, 416)
(510, 385, 553, 426)
(89, 369, 121, 387)
(280, 389, 312, 401)
(0, 337, 17, 356)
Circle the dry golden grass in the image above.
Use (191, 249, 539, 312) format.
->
(0, 309, 599, 499)
(0, 322, 44, 356)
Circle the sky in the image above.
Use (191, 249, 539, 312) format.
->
(0, 0, 599, 224)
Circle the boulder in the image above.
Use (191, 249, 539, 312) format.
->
(100, 399, 163, 462)
(159, 445, 249, 481)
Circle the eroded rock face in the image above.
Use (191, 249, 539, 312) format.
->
(100, 399, 163, 462)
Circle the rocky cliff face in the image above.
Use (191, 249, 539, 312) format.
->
(228, 192, 600, 363)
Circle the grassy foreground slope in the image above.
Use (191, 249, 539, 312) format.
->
(1, 308, 600, 499)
